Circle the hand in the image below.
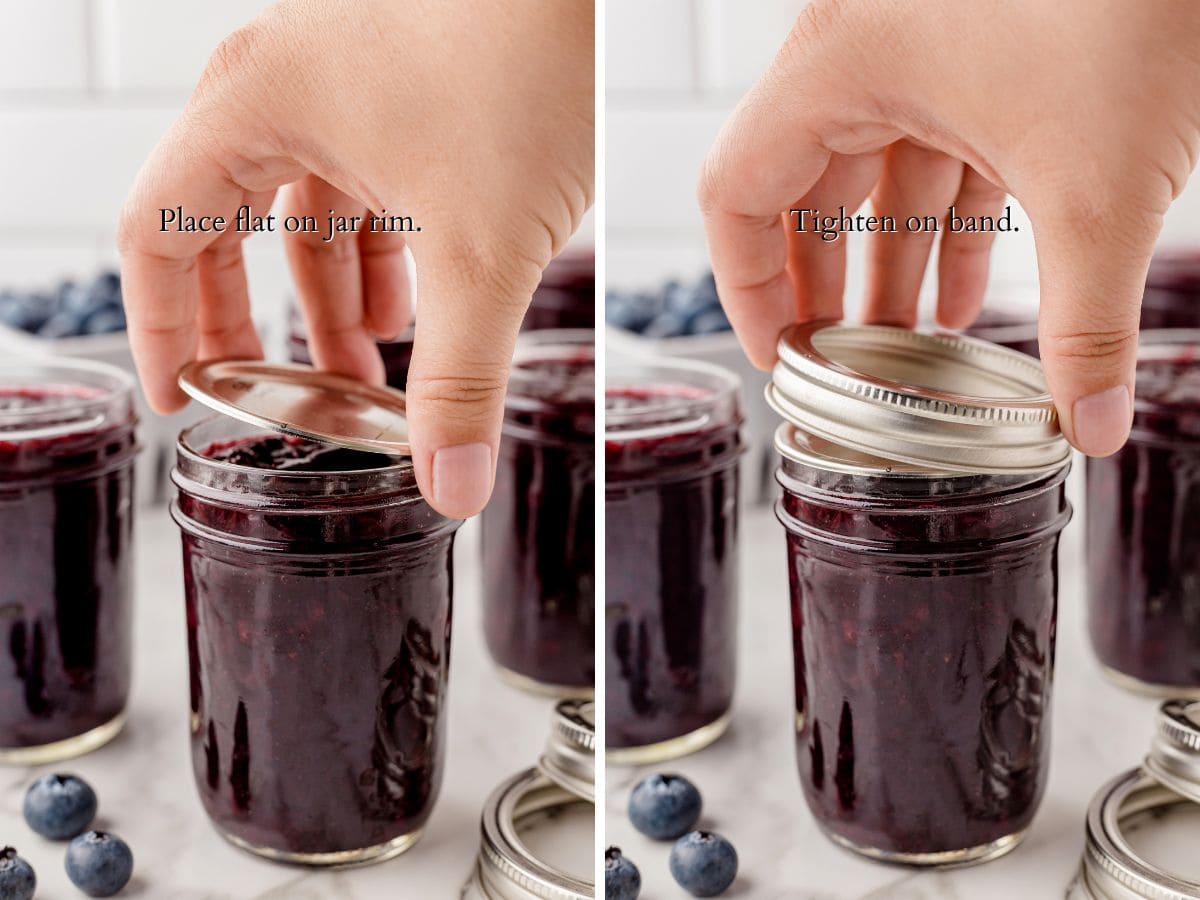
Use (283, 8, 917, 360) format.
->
(699, 0, 1200, 456)
(118, 0, 594, 517)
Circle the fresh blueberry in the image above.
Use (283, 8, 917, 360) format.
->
(0, 292, 54, 334)
(669, 831, 738, 897)
(694, 271, 719, 305)
(688, 307, 731, 336)
(0, 848, 35, 900)
(38, 310, 85, 339)
(65, 831, 133, 897)
(604, 846, 641, 900)
(628, 773, 702, 840)
(642, 310, 691, 339)
(23, 773, 98, 839)
(605, 291, 661, 333)
(83, 307, 127, 335)
(59, 280, 93, 315)
(87, 271, 122, 307)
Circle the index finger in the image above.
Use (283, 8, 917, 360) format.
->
(117, 111, 302, 412)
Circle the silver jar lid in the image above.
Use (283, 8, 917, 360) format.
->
(538, 699, 595, 802)
(1076, 769, 1200, 900)
(467, 700, 595, 900)
(1145, 700, 1200, 806)
(179, 359, 411, 456)
(767, 322, 1070, 474)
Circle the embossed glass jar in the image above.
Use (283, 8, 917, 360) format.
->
(288, 305, 415, 390)
(605, 358, 742, 764)
(0, 360, 137, 763)
(770, 324, 1072, 866)
(171, 415, 459, 865)
(482, 330, 595, 696)
(1086, 331, 1200, 694)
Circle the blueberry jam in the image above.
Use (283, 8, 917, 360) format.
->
(777, 435, 1070, 859)
(522, 250, 595, 331)
(605, 367, 741, 758)
(1087, 344, 1200, 690)
(1142, 250, 1200, 330)
(482, 334, 594, 692)
(172, 420, 458, 861)
(0, 367, 136, 760)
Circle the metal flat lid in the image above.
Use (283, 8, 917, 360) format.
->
(768, 322, 1070, 474)
(179, 360, 410, 456)
(538, 700, 595, 802)
(1144, 700, 1200, 806)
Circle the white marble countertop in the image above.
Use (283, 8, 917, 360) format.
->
(1, 507, 564, 899)
(606, 463, 1169, 899)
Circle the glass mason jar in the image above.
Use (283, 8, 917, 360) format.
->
(171, 416, 460, 865)
(770, 323, 1072, 866)
(522, 249, 595, 331)
(0, 360, 137, 764)
(963, 307, 1040, 358)
(605, 358, 742, 764)
(1086, 331, 1200, 694)
(482, 330, 595, 696)
(287, 305, 415, 391)
(1141, 249, 1200, 331)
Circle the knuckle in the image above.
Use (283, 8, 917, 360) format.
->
(407, 372, 509, 425)
(199, 24, 263, 91)
(1042, 328, 1138, 364)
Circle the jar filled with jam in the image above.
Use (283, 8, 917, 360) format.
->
(523, 249, 595, 331)
(769, 323, 1072, 866)
(287, 305, 415, 391)
(1086, 331, 1200, 693)
(171, 362, 459, 865)
(482, 329, 595, 696)
(0, 360, 137, 763)
(605, 358, 742, 764)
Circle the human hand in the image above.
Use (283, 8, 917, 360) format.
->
(118, 0, 594, 517)
(699, 0, 1200, 456)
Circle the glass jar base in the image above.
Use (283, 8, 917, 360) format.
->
(1099, 664, 1200, 699)
(823, 826, 1026, 868)
(606, 711, 732, 766)
(218, 826, 423, 868)
(0, 712, 126, 766)
(494, 664, 595, 701)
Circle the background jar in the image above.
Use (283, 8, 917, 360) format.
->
(0, 359, 137, 763)
(171, 416, 460, 866)
(777, 426, 1071, 865)
(605, 357, 742, 764)
(1141, 250, 1200, 330)
(287, 305, 415, 390)
(482, 329, 595, 695)
(1086, 331, 1200, 694)
(522, 249, 595, 331)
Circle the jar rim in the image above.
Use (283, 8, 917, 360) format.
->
(508, 329, 595, 402)
(178, 415, 414, 479)
(0, 358, 135, 441)
(605, 355, 741, 442)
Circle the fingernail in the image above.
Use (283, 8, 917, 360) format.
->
(1072, 385, 1132, 456)
(431, 442, 493, 517)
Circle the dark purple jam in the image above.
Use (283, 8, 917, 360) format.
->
(482, 343, 594, 691)
(173, 425, 457, 859)
(288, 309, 414, 391)
(0, 381, 135, 756)
(1142, 250, 1200, 330)
(1087, 349, 1200, 689)
(523, 250, 595, 331)
(605, 382, 741, 753)
(778, 450, 1070, 858)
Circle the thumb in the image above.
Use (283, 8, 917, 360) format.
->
(1032, 204, 1158, 457)
(404, 251, 538, 519)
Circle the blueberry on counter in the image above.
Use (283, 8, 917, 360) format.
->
(604, 847, 641, 900)
(65, 832, 133, 897)
(23, 773, 98, 840)
(669, 831, 738, 897)
(628, 773, 702, 840)
(0, 848, 35, 900)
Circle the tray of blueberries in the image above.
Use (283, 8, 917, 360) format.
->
(0, 270, 126, 341)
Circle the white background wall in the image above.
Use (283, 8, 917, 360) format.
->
(0, 2, 592, 338)
(606, 0, 1200, 318)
